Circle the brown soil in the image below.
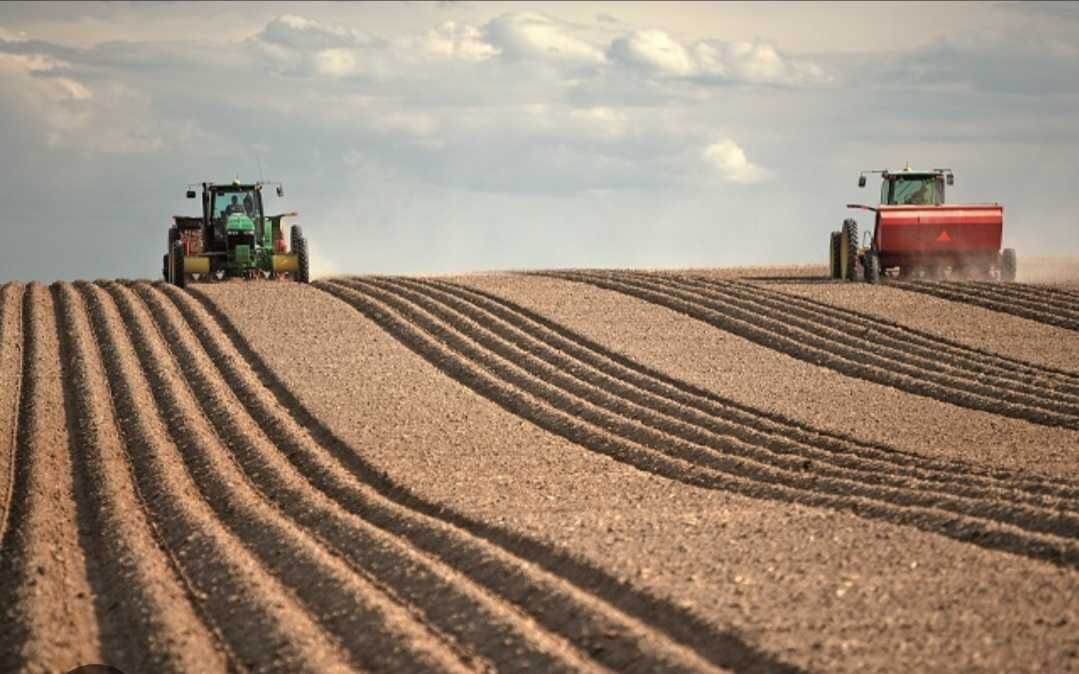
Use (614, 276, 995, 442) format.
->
(455, 273, 1079, 478)
(766, 282, 1079, 373)
(2, 271, 1077, 674)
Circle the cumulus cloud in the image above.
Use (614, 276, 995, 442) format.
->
(702, 139, 771, 184)
(312, 47, 359, 78)
(609, 30, 693, 76)
(484, 12, 605, 64)
(0, 25, 28, 43)
(253, 14, 384, 78)
(253, 14, 502, 78)
(258, 14, 376, 51)
(608, 29, 830, 86)
(0, 51, 93, 135)
(0, 41, 225, 156)
(693, 40, 829, 85)
(415, 21, 498, 62)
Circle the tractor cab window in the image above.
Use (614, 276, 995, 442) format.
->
(212, 190, 261, 220)
(891, 177, 942, 206)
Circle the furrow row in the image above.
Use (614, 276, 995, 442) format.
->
(323, 278, 1079, 569)
(112, 278, 489, 672)
(890, 281, 1079, 332)
(1037, 285, 1079, 301)
(550, 271, 1079, 430)
(946, 282, 1079, 320)
(55, 283, 230, 673)
(718, 277, 1079, 395)
(193, 282, 805, 674)
(363, 277, 1079, 540)
(424, 277, 1079, 501)
(662, 273, 1079, 409)
(964, 281, 1079, 313)
(0, 284, 101, 672)
(621, 272, 1079, 420)
(0, 282, 24, 546)
(740, 276, 836, 285)
(403, 276, 1079, 513)
(81, 280, 360, 673)
(133, 280, 602, 674)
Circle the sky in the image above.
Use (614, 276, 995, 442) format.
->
(1, 1, 1077, 281)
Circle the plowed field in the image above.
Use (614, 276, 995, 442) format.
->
(1, 269, 1077, 674)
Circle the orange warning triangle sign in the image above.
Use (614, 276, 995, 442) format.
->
(936, 230, 951, 242)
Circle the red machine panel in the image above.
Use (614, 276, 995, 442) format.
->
(875, 204, 1003, 256)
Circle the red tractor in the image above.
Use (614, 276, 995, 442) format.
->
(829, 165, 1016, 283)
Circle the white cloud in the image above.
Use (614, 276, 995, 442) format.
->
(0, 52, 92, 105)
(258, 14, 375, 51)
(0, 47, 216, 156)
(416, 21, 498, 62)
(608, 29, 830, 86)
(570, 106, 628, 137)
(694, 40, 831, 85)
(0, 25, 28, 43)
(484, 12, 605, 64)
(0, 51, 67, 74)
(253, 14, 383, 78)
(702, 139, 771, 184)
(313, 47, 359, 78)
(609, 30, 694, 76)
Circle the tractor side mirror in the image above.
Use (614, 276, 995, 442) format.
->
(276, 185, 284, 197)
(186, 190, 196, 198)
(946, 174, 954, 186)
(858, 176, 866, 188)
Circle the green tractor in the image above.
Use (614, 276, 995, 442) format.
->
(164, 180, 309, 287)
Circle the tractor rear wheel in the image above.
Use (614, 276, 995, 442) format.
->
(829, 231, 841, 279)
(295, 236, 310, 283)
(1001, 248, 1017, 282)
(290, 225, 304, 254)
(864, 250, 881, 284)
(841, 219, 858, 281)
(171, 240, 186, 288)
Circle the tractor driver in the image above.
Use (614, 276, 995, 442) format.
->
(909, 180, 936, 205)
(224, 194, 246, 216)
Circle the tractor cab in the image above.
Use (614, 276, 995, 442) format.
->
(205, 184, 266, 262)
(858, 165, 953, 206)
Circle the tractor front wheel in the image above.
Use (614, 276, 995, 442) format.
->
(841, 219, 858, 281)
(170, 240, 186, 288)
(290, 224, 304, 254)
(295, 236, 310, 283)
(864, 251, 881, 284)
(1001, 248, 1017, 282)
